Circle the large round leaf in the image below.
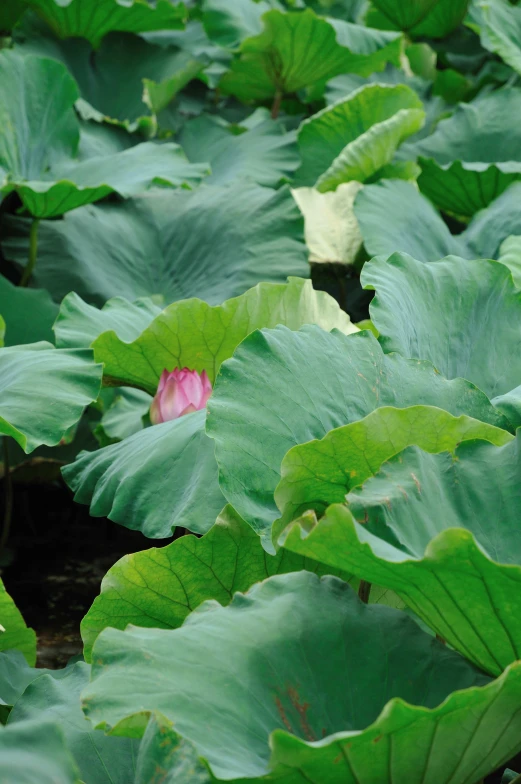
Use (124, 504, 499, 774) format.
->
(219, 9, 402, 102)
(81, 571, 521, 783)
(295, 83, 424, 190)
(179, 111, 300, 187)
(0, 275, 58, 346)
(2, 184, 308, 305)
(207, 326, 509, 540)
(414, 88, 521, 217)
(9, 662, 139, 784)
(362, 252, 521, 398)
(14, 14, 203, 125)
(54, 293, 161, 350)
(0, 343, 101, 452)
(274, 405, 512, 533)
(91, 277, 355, 392)
(0, 51, 206, 218)
(62, 280, 355, 536)
(369, 0, 469, 37)
(353, 179, 467, 261)
(26, 0, 185, 47)
(81, 505, 352, 661)
(471, 0, 521, 77)
(0, 720, 79, 784)
(62, 409, 224, 538)
(0, 579, 36, 666)
(281, 501, 521, 678)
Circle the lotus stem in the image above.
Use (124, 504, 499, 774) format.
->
(358, 580, 371, 603)
(271, 89, 283, 119)
(20, 217, 40, 287)
(0, 438, 13, 556)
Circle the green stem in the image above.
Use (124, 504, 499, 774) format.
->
(0, 439, 13, 556)
(20, 218, 40, 287)
(358, 580, 371, 604)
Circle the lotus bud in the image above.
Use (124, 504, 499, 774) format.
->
(150, 368, 212, 425)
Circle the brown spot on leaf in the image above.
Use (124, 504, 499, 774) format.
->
(411, 472, 421, 493)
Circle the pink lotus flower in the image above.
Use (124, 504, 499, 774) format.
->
(150, 368, 212, 424)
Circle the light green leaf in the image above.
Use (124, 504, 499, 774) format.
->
(0, 578, 36, 666)
(179, 113, 300, 187)
(0, 719, 80, 784)
(0, 318, 5, 348)
(353, 179, 467, 260)
(499, 235, 521, 288)
(0, 343, 102, 452)
(296, 84, 424, 190)
(26, 0, 186, 47)
(219, 9, 402, 102)
(463, 182, 521, 263)
(282, 433, 521, 676)
(292, 182, 364, 265)
(0, 275, 58, 346)
(81, 505, 351, 661)
(9, 661, 139, 784)
(275, 405, 512, 533)
(2, 184, 308, 305)
(62, 409, 224, 538)
(54, 293, 161, 350)
(363, 252, 521, 398)
(207, 326, 508, 540)
(202, 0, 279, 50)
(82, 571, 517, 782)
(92, 278, 355, 393)
(415, 88, 521, 216)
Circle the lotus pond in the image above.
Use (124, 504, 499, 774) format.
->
(2, 0, 521, 782)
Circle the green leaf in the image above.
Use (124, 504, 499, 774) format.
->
(94, 388, 151, 445)
(363, 252, 521, 398)
(0, 578, 36, 665)
(0, 343, 102, 452)
(0, 275, 58, 346)
(81, 505, 351, 661)
(134, 714, 212, 784)
(462, 182, 521, 262)
(415, 88, 521, 217)
(370, 0, 469, 37)
(0, 0, 26, 31)
(295, 84, 424, 190)
(207, 326, 508, 541)
(62, 409, 225, 538)
(202, 0, 277, 50)
(219, 9, 402, 102)
(292, 182, 364, 265)
(62, 280, 355, 536)
(274, 405, 512, 534)
(499, 235, 521, 289)
(179, 112, 300, 187)
(15, 14, 200, 125)
(54, 293, 161, 350)
(353, 179, 467, 260)
(9, 661, 139, 784)
(26, 0, 186, 48)
(0, 719, 79, 784)
(471, 0, 521, 76)
(281, 434, 521, 676)
(2, 184, 308, 305)
(92, 277, 355, 393)
(82, 571, 514, 782)
(0, 51, 206, 218)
